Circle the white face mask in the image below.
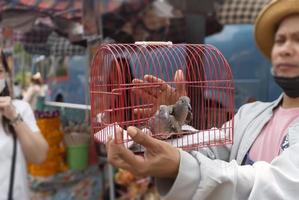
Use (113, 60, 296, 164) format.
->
(0, 79, 6, 93)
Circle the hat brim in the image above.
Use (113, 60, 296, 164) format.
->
(254, 0, 299, 59)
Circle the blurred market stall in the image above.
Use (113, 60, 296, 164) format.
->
(0, 1, 273, 199)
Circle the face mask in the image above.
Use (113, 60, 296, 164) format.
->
(273, 75, 299, 98)
(0, 79, 5, 93)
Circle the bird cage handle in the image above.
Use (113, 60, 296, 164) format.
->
(135, 41, 173, 46)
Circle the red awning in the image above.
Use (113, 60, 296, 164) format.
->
(0, 0, 154, 55)
(0, 0, 153, 21)
(1, 0, 80, 20)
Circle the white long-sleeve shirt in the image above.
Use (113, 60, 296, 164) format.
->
(0, 100, 39, 200)
(157, 94, 299, 200)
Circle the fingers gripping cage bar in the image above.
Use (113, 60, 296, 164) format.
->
(90, 43, 234, 151)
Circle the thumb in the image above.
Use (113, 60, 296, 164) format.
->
(127, 126, 158, 149)
(174, 69, 186, 96)
(114, 125, 124, 144)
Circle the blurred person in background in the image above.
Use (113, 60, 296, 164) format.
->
(102, 0, 183, 43)
(0, 50, 48, 200)
(106, 0, 299, 199)
(13, 80, 22, 99)
(23, 72, 48, 110)
(133, 0, 174, 41)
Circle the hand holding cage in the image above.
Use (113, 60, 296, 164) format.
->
(132, 69, 187, 118)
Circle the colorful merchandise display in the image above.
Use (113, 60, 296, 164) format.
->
(28, 110, 67, 176)
(29, 165, 103, 200)
(114, 169, 160, 200)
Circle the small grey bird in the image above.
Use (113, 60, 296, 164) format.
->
(172, 96, 193, 126)
(147, 96, 193, 139)
(148, 105, 181, 137)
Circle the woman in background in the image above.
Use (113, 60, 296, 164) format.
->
(0, 50, 48, 200)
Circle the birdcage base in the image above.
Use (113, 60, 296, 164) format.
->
(94, 124, 232, 153)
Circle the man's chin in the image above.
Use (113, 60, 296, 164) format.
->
(274, 73, 299, 78)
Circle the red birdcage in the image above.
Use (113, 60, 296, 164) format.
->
(90, 42, 234, 151)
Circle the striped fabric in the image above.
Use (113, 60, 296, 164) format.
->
(22, 31, 86, 56)
(13, 25, 52, 44)
(216, 0, 270, 24)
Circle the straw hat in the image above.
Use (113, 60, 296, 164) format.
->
(254, 0, 299, 59)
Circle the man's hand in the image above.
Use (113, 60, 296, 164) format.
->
(106, 126, 180, 178)
(132, 69, 186, 118)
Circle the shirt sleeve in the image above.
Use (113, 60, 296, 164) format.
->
(156, 139, 299, 200)
(156, 103, 299, 200)
(17, 100, 40, 133)
(156, 150, 201, 200)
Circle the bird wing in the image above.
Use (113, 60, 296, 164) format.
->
(168, 114, 181, 133)
(186, 106, 193, 123)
